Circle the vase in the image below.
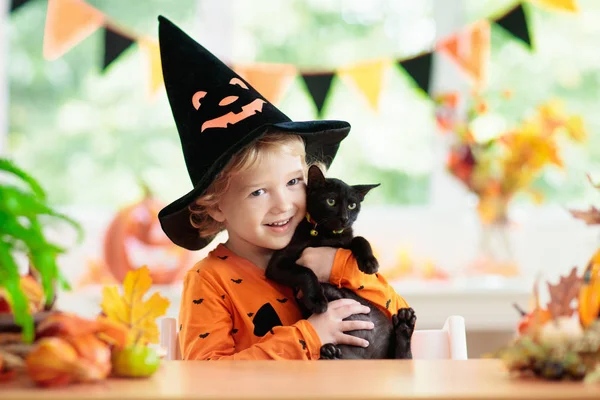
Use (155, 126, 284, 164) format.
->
(467, 198, 520, 277)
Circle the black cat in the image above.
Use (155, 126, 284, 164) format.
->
(265, 165, 416, 359)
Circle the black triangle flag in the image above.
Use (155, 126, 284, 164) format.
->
(495, 3, 532, 49)
(103, 27, 136, 72)
(398, 52, 433, 95)
(301, 73, 335, 116)
(10, 0, 33, 13)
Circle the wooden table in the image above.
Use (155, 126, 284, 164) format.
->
(2, 359, 598, 400)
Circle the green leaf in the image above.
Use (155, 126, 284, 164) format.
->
(0, 211, 66, 254)
(57, 269, 72, 292)
(0, 241, 34, 343)
(28, 222, 61, 306)
(0, 158, 82, 331)
(0, 158, 46, 199)
(0, 185, 83, 244)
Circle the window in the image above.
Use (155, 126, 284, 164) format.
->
(6, 0, 600, 282)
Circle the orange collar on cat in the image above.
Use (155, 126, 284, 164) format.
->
(305, 213, 344, 236)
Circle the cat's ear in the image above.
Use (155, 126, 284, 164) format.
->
(307, 165, 326, 187)
(353, 184, 380, 201)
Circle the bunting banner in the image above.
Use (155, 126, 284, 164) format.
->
(337, 59, 388, 110)
(138, 38, 163, 98)
(397, 53, 433, 95)
(528, 0, 578, 13)
(437, 20, 491, 88)
(41, 0, 161, 97)
(301, 73, 336, 116)
(234, 63, 297, 105)
(10, 0, 33, 13)
(494, 3, 533, 49)
(43, 0, 104, 61)
(8, 0, 577, 109)
(103, 26, 136, 71)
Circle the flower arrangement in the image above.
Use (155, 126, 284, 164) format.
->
(438, 94, 586, 224)
(436, 93, 586, 276)
(492, 265, 599, 382)
(491, 175, 600, 382)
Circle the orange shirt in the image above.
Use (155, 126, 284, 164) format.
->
(178, 243, 409, 360)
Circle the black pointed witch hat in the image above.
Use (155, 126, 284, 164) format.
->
(156, 16, 351, 251)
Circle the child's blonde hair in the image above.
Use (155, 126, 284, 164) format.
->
(189, 131, 326, 238)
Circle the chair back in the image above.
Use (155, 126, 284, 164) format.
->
(160, 315, 468, 361)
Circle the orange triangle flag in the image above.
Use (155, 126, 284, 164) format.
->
(234, 63, 297, 105)
(528, 0, 578, 12)
(338, 59, 388, 110)
(139, 38, 164, 98)
(437, 20, 490, 88)
(43, 0, 105, 60)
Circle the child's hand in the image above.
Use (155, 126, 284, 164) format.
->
(296, 246, 337, 282)
(307, 298, 373, 348)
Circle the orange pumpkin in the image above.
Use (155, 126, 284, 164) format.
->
(578, 248, 600, 329)
(513, 303, 552, 336)
(104, 185, 192, 284)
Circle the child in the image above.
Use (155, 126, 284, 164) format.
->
(156, 16, 411, 360)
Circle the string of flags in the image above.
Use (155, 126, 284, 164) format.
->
(11, 0, 163, 98)
(10, 0, 580, 113)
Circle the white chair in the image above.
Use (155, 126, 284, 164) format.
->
(159, 315, 468, 361)
(410, 315, 468, 360)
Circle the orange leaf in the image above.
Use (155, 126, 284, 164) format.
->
(36, 312, 98, 339)
(95, 315, 130, 349)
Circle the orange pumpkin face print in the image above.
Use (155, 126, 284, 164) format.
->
(192, 78, 267, 133)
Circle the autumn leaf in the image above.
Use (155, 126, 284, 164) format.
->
(587, 173, 600, 190)
(100, 266, 170, 345)
(568, 207, 600, 226)
(546, 266, 583, 319)
(569, 174, 600, 226)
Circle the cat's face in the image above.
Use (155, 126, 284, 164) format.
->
(305, 165, 379, 232)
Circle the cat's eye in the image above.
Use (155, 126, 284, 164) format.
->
(326, 198, 335, 206)
(348, 203, 357, 210)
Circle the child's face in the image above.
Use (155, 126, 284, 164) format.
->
(210, 148, 307, 259)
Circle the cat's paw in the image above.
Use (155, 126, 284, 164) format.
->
(356, 255, 379, 275)
(303, 293, 328, 314)
(393, 307, 416, 340)
(320, 343, 342, 360)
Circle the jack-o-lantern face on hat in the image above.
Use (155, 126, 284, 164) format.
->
(156, 15, 351, 252)
(192, 78, 267, 133)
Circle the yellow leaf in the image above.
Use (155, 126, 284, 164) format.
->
(565, 115, 586, 142)
(100, 266, 170, 345)
(101, 286, 129, 325)
(527, 189, 545, 205)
